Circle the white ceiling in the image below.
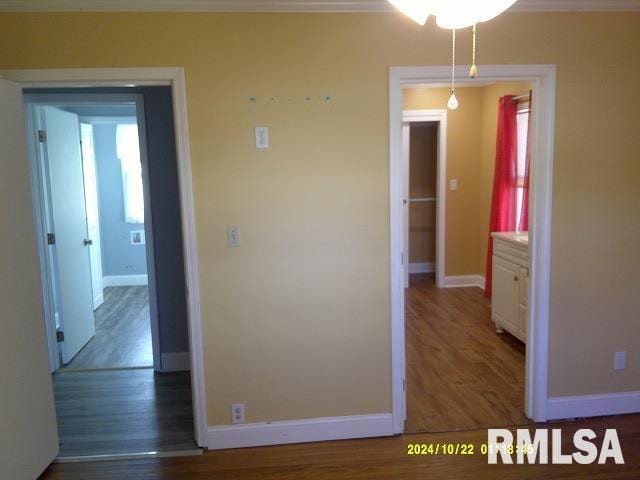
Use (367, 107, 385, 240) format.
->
(1, 0, 639, 12)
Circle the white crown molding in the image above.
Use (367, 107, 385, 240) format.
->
(1, 0, 639, 13)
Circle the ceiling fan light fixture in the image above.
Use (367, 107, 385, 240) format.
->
(388, 0, 431, 25)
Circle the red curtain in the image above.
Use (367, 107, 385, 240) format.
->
(485, 96, 518, 297)
(518, 90, 533, 231)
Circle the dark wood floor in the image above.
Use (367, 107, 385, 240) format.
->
(406, 274, 531, 433)
(63, 286, 153, 370)
(52, 369, 197, 458)
(41, 414, 640, 479)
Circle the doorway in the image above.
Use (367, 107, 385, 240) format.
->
(27, 98, 158, 372)
(389, 65, 556, 434)
(24, 88, 198, 458)
(403, 82, 535, 433)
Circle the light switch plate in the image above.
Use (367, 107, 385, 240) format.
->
(227, 226, 240, 247)
(255, 126, 269, 149)
(449, 179, 458, 191)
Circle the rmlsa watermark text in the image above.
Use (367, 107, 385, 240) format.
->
(487, 428, 624, 465)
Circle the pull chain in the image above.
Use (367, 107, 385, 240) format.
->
(447, 29, 459, 110)
(469, 23, 478, 78)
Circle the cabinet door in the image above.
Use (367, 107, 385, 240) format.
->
(492, 256, 520, 334)
(518, 304, 528, 342)
(519, 266, 529, 306)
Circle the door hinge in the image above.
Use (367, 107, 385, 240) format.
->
(47, 233, 56, 245)
(56, 331, 64, 342)
(401, 252, 405, 265)
(38, 130, 47, 143)
(403, 378, 406, 392)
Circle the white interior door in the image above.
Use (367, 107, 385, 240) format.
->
(43, 106, 96, 363)
(80, 122, 104, 310)
(0, 79, 59, 479)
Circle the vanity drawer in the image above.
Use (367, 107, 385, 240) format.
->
(493, 238, 528, 267)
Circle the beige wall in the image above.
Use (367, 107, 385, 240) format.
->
(404, 82, 532, 276)
(408, 124, 437, 263)
(1, 12, 639, 421)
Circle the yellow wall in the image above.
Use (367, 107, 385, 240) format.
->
(404, 82, 532, 276)
(1, 12, 640, 422)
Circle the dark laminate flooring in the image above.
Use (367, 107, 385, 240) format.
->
(406, 273, 532, 433)
(52, 369, 197, 458)
(63, 286, 152, 370)
(41, 414, 640, 479)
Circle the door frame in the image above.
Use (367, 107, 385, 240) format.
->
(389, 65, 556, 433)
(26, 98, 162, 372)
(402, 110, 447, 289)
(0, 67, 208, 448)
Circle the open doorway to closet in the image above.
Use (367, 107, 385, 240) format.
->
(24, 88, 198, 459)
(402, 82, 535, 433)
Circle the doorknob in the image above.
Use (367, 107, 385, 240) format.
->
(84, 239, 93, 246)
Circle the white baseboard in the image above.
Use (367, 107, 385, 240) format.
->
(102, 274, 148, 287)
(409, 262, 435, 274)
(207, 413, 393, 450)
(160, 352, 191, 372)
(444, 275, 486, 289)
(547, 391, 640, 420)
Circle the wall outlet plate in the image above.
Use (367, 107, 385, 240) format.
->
(614, 351, 627, 371)
(231, 403, 245, 424)
(130, 229, 146, 245)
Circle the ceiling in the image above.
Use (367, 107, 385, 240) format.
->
(0, 0, 639, 12)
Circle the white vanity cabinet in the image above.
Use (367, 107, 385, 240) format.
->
(491, 232, 529, 343)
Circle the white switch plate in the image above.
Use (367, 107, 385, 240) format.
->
(449, 179, 458, 191)
(614, 351, 627, 370)
(255, 126, 269, 149)
(227, 226, 240, 247)
(231, 403, 245, 424)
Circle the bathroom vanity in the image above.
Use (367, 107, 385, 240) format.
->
(491, 232, 529, 343)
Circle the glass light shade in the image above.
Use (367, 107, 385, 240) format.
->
(388, 0, 431, 25)
(433, 0, 519, 29)
(447, 91, 459, 110)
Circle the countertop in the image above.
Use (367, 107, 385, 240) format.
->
(491, 231, 529, 248)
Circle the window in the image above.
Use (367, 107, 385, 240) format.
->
(515, 104, 529, 231)
(116, 123, 144, 224)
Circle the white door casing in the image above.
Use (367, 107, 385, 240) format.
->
(43, 106, 96, 363)
(390, 65, 556, 433)
(80, 122, 105, 310)
(0, 78, 59, 479)
(0, 67, 208, 448)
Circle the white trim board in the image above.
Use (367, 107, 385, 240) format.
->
(0, 67, 208, 449)
(102, 274, 148, 287)
(1, 0, 639, 12)
(207, 414, 393, 450)
(408, 262, 434, 274)
(444, 275, 486, 289)
(160, 352, 191, 372)
(547, 391, 640, 420)
(390, 64, 556, 433)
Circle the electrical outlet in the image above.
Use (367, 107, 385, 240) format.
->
(614, 351, 627, 371)
(231, 403, 245, 424)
